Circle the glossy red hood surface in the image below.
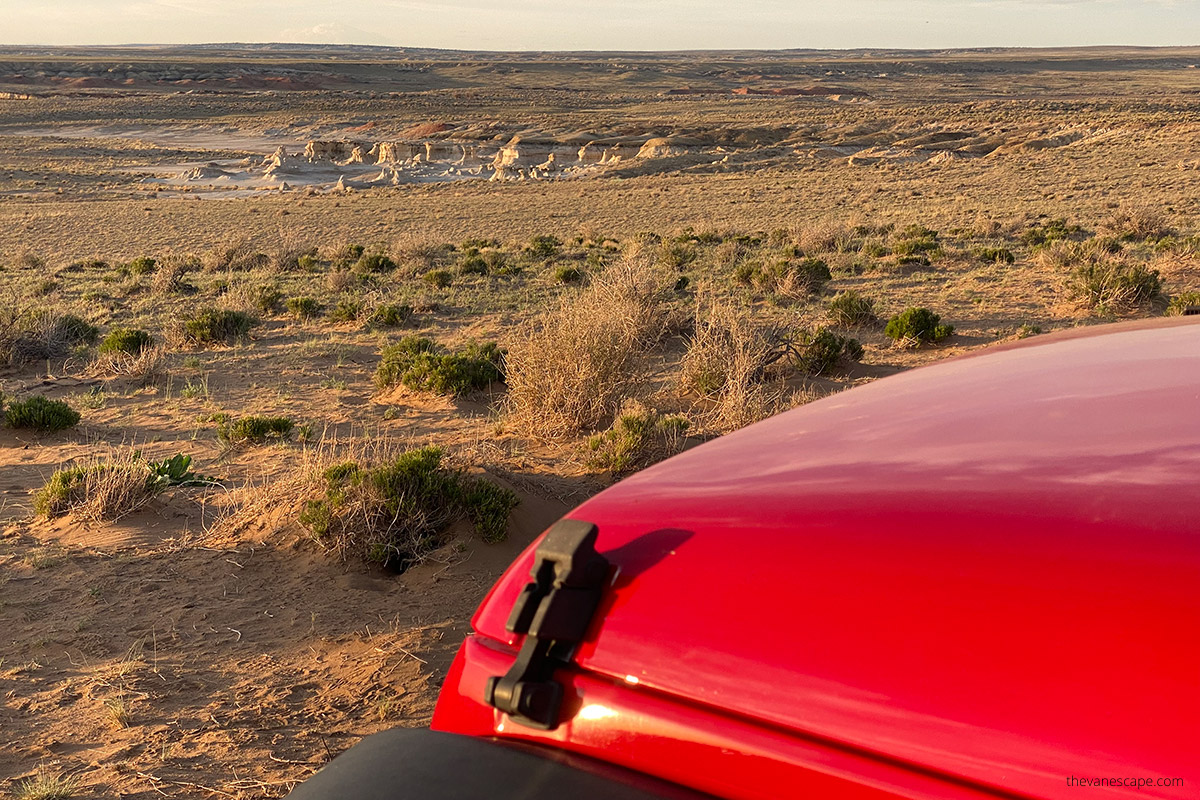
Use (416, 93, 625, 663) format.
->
(474, 319, 1200, 798)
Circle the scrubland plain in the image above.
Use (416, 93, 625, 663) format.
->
(2, 44, 1199, 798)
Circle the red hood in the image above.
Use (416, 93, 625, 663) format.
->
(475, 319, 1200, 799)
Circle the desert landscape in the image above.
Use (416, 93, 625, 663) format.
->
(2, 43, 1199, 798)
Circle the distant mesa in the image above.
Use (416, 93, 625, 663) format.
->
(666, 85, 869, 99)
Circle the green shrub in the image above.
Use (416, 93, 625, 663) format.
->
(368, 303, 413, 328)
(329, 298, 362, 323)
(885, 307, 955, 346)
(1021, 218, 1082, 247)
(585, 405, 689, 474)
(248, 285, 283, 314)
(1067, 263, 1163, 311)
(98, 328, 153, 356)
(5, 395, 81, 432)
(461, 238, 499, 250)
(657, 241, 697, 269)
(827, 290, 877, 326)
(182, 309, 257, 344)
(553, 265, 584, 284)
(424, 269, 453, 288)
(28, 313, 97, 347)
(126, 256, 157, 275)
(286, 297, 322, 319)
(1016, 323, 1044, 338)
(973, 246, 1015, 264)
(456, 251, 490, 276)
(525, 235, 562, 259)
(354, 253, 397, 274)
(299, 445, 519, 569)
(217, 416, 294, 445)
(861, 241, 891, 258)
(792, 327, 863, 376)
(1166, 291, 1200, 316)
(375, 337, 504, 396)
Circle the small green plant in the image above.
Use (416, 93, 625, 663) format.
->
(248, 284, 283, 314)
(827, 290, 877, 327)
(145, 453, 222, 488)
(53, 314, 100, 346)
(525, 234, 562, 259)
(299, 446, 519, 569)
(1016, 323, 1044, 338)
(1021, 218, 1082, 247)
(98, 328, 153, 356)
(885, 307, 955, 346)
(286, 297, 322, 319)
(126, 256, 157, 275)
(553, 265, 584, 284)
(368, 303, 413, 327)
(5, 396, 81, 432)
(791, 327, 863, 376)
(973, 246, 1015, 264)
(1166, 291, 1200, 316)
(329, 298, 363, 323)
(1067, 263, 1163, 311)
(424, 269, 453, 288)
(354, 253, 397, 274)
(182, 308, 257, 344)
(585, 405, 689, 474)
(217, 416, 294, 445)
(375, 337, 505, 396)
(456, 251, 490, 276)
(861, 240, 891, 258)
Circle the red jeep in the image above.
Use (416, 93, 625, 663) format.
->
(290, 317, 1198, 800)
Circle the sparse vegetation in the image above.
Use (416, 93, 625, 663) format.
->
(299, 445, 518, 569)
(367, 303, 413, 327)
(34, 449, 163, 520)
(11, 766, 78, 800)
(423, 269, 453, 288)
(217, 416, 295, 445)
(286, 296, 323, 319)
(1167, 291, 1200, 316)
(585, 403, 689, 473)
(973, 246, 1015, 264)
(1067, 262, 1163, 312)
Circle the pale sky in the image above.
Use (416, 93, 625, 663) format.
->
(0, 1, 1197, 51)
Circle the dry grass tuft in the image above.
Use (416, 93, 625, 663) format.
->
(504, 252, 675, 438)
(90, 346, 166, 384)
(1100, 204, 1171, 241)
(202, 233, 261, 272)
(12, 766, 79, 800)
(34, 448, 158, 522)
(680, 302, 792, 433)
